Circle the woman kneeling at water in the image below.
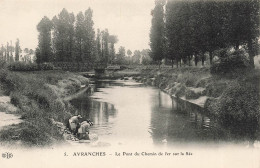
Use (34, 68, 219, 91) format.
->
(77, 119, 93, 140)
(68, 115, 83, 135)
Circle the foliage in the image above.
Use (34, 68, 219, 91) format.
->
(15, 39, 20, 61)
(101, 29, 109, 64)
(150, 0, 165, 65)
(83, 8, 96, 63)
(206, 80, 259, 136)
(141, 49, 153, 65)
(96, 29, 102, 62)
(164, 0, 260, 67)
(52, 8, 75, 62)
(185, 89, 201, 99)
(108, 35, 118, 64)
(36, 16, 53, 63)
(8, 62, 54, 71)
(0, 60, 7, 69)
(0, 70, 88, 146)
(210, 49, 251, 75)
(115, 46, 126, 64)
(74, 9, 96, 63)
(176, 71, 206, 87)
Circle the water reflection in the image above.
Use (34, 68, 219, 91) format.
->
(149, 91, 223, 146)
(70, 79, 259, 147)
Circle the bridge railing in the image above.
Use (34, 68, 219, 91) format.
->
(52, 62, 107, 71)
(107, 64, 173, 70)
(53, 62, 173, 71)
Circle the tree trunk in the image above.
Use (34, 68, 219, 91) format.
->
(201, 54, 205, 66)
(180, 59, 182, 67)
(248, 39, 255, 68)
(194, 54, 198, 66)
(171, 60, 174, 69)
(4, 51, 6, 61)
(235, 41, 239, 50)
(80, 40, 83, 63)
(209, 51, 213, 65)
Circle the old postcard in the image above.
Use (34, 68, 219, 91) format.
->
(0, 0, 260, 167)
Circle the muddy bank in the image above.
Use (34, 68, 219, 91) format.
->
(132, 67, 213, 108)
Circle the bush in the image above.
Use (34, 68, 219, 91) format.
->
(0, 60, 7, 69)
(8, 62, 54, 71)
(210, 49, 251, 75)
(8, 62, 38, 71)
(0, 121, 62, 146)
(204, 97, 220, 115)
(185, 89, 201, 99)
(175, 84, 186, 97)
(205, 80, 259, 136)
(176, 71, 205, 87)
(0, 70, 88, 146)
(38, 63, 54, 70)
(205, 80, 228, 98)
(219, 82, 259, 120)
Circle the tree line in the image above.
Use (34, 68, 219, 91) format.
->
(0, 39, 34, 63)
(36, 8, 153, 67)
(36, 8, 117, 65)
(150, 0, 260, 68)
(114, 47, 151, 65)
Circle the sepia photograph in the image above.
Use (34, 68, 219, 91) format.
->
(0, 0, 260, 167)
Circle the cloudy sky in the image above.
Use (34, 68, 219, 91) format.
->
(0, 0, 154, 52)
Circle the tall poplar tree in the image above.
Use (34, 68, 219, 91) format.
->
(15, 38, 20, 61)
(36, 16, 53, 63)
(75, 12, 85, 63)
(150, 0, 165, 67)
(83, 8, 96, 63)
(108, 35, 118, 64)
(52, 8, 75, 62)
(96, 29, 102, 62)
(101, 29, 109, 65)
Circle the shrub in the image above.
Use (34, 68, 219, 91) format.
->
(195, 77, 212, 88)
(8, 62, 38, 71)
(176, 71, 206, 87)
(175, 84, 186, 97)
(0, 70, 15, 94)
(8, 62, 54, 71)
(0, 60, 7, 69)
(206, 80, 259, 136)
(0, 69, 88, 146)
(185, 89, 201, 99)
(0, 121, 62, 146)
(38, 63, 54, 70)
(210, 49, 251, 75)
(204, 97, 220, 115)
(205, 80, 228, 98)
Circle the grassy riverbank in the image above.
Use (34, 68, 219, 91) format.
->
(0, 69, 89, 147)
(133, 66, 260, 138)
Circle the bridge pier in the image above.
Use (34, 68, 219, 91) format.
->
(94, 68, 106, 76)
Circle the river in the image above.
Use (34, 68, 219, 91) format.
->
(70, 78, 259, 148)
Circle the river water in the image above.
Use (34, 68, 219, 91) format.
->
(70, 79, 259, 148)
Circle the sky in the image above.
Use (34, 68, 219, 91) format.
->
(0, 0, 154, 52)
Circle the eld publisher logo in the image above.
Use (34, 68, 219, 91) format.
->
(2, 152, 13, 159)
